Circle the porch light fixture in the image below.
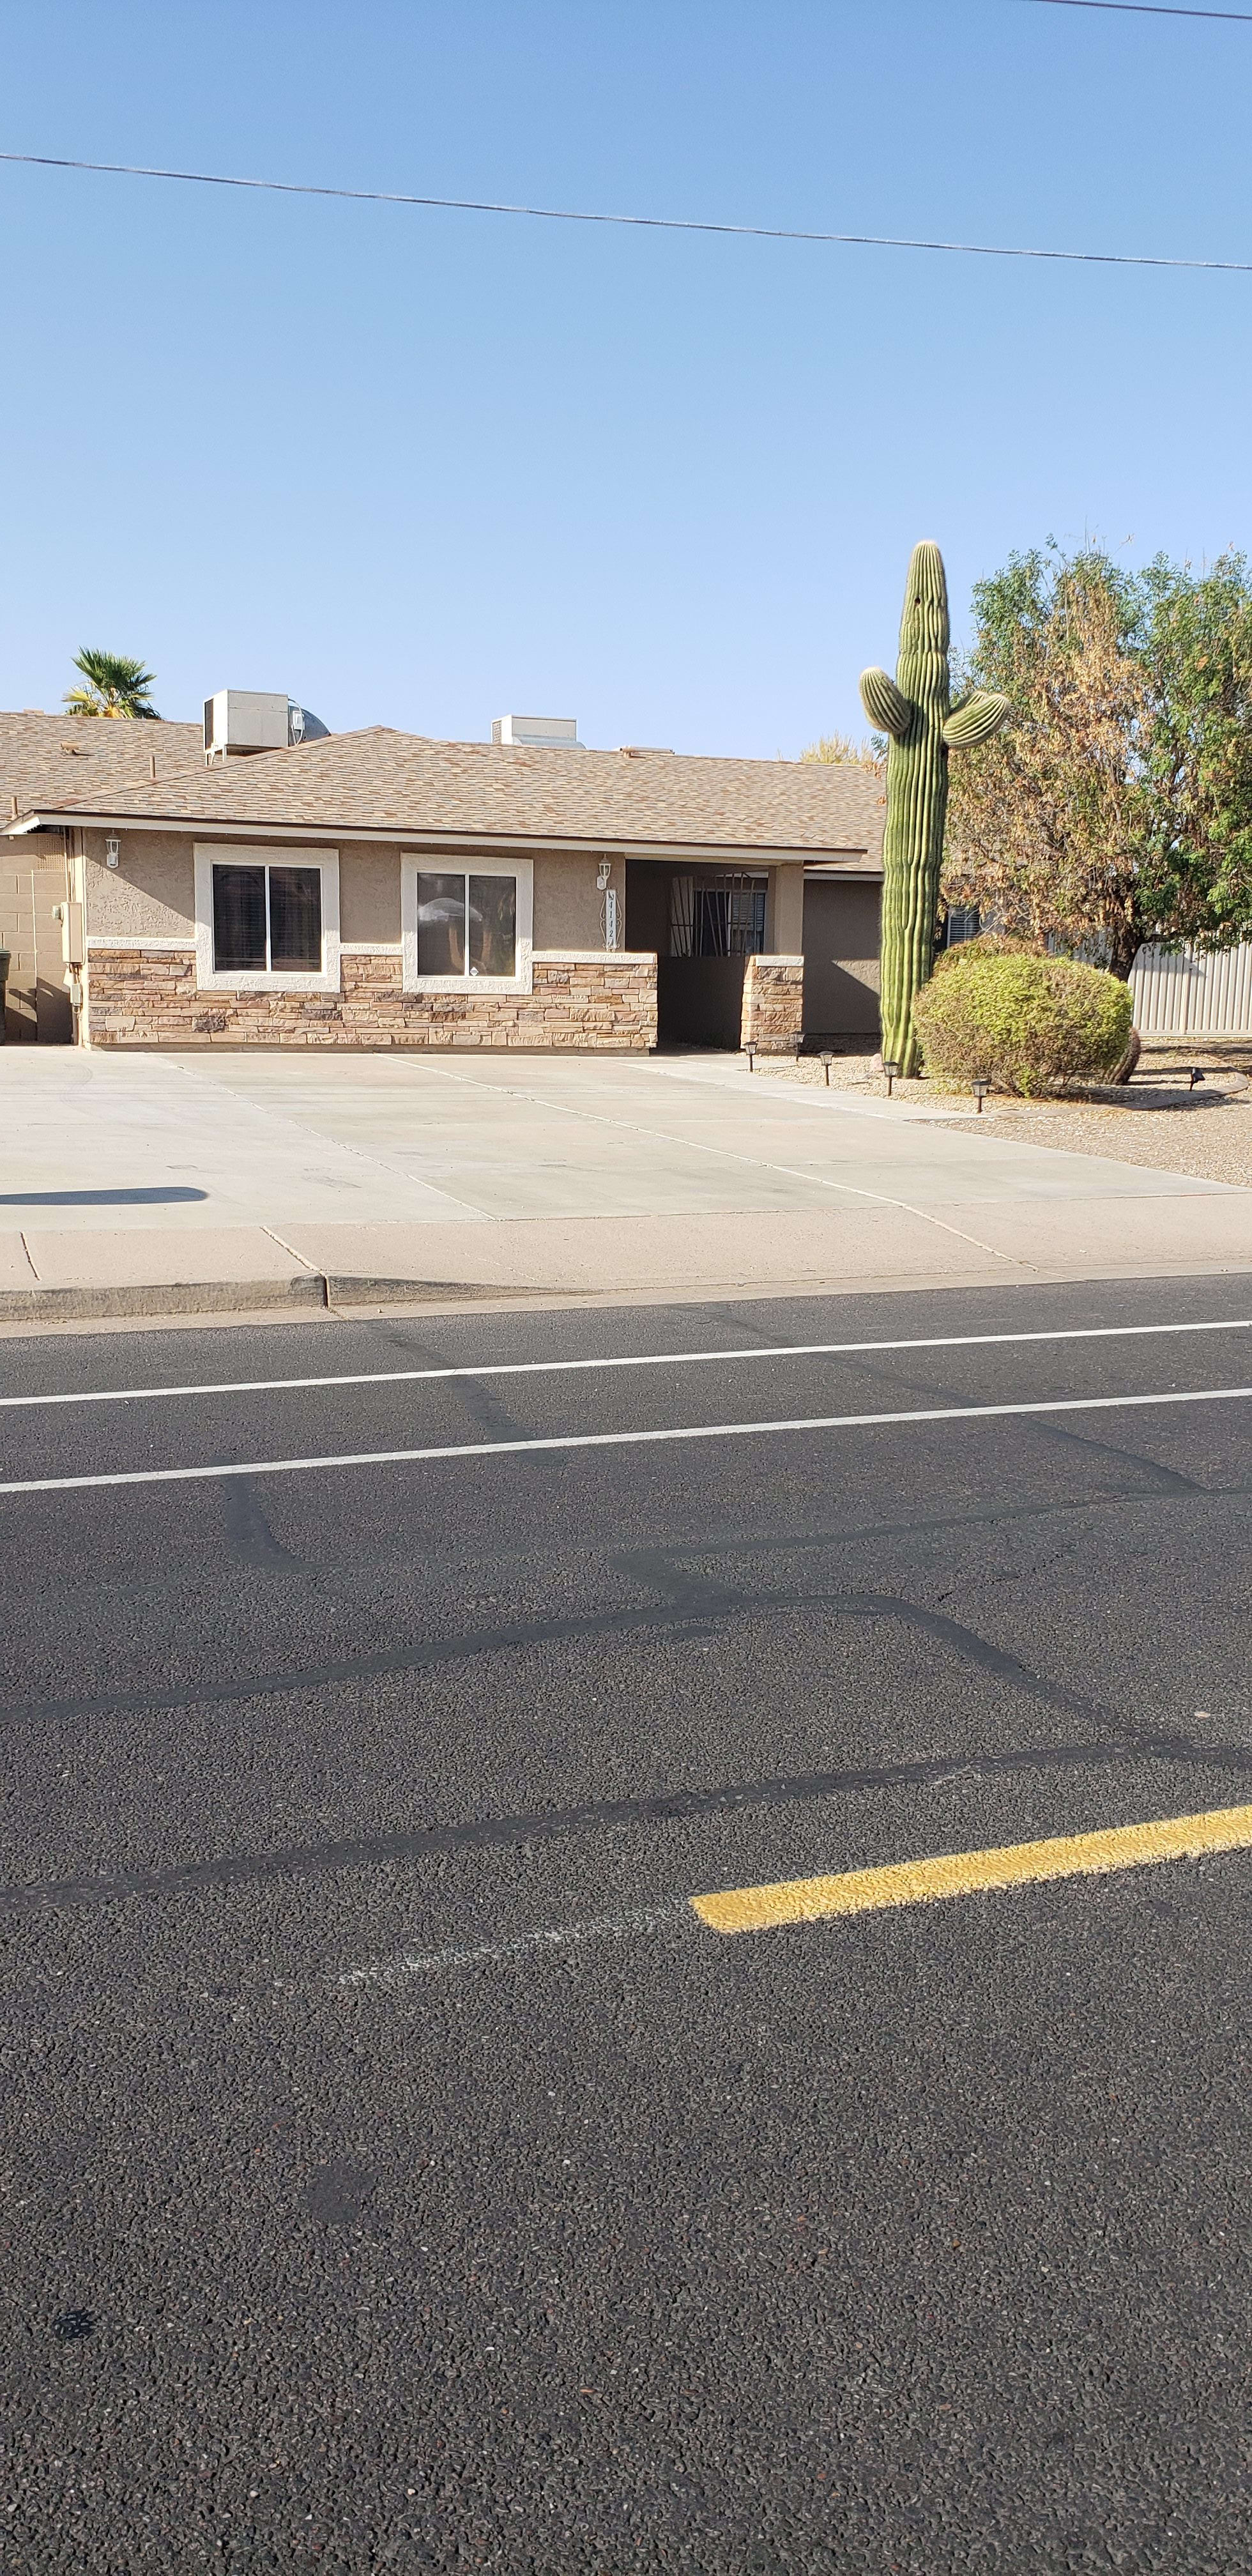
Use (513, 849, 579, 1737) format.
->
(105, 834, 120, 869)
(972, 1078, 990, 1112)
(882, 1057, 901, 1099)
(820, 1051, 834, 1087)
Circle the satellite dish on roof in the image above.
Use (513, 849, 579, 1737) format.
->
(287, 702, 330, 745)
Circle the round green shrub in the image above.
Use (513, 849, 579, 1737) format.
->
(912, 951, 1135, 1096)
(930, 931, 1044, 979)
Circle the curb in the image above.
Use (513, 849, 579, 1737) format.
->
(0, 1272, 531, 1327)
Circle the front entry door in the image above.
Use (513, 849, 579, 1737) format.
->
(655, 869, 767, 1048)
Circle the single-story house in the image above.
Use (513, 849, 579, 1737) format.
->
(2, 699, 885, 1052)
(0, 708, 202, 1039)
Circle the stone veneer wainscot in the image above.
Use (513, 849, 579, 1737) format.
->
(85, 948, 659, 1050)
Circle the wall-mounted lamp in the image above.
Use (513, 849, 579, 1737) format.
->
(596, 859, 613, 891)
(105, 834, 120, 870)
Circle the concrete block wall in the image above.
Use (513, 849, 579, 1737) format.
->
(0, 854, 72, 1041)
(85, 949, 659, 1052)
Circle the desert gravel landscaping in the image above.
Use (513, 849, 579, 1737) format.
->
(761, 1042, 1252, 1190)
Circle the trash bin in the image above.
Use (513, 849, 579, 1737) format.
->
(0, 950, 10, 1044)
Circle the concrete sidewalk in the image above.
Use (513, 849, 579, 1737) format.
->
(1, 1046, 1249, 1325)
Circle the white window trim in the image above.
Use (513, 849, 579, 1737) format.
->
(401, 853, 533, 995)
(194, 845, 340, 993)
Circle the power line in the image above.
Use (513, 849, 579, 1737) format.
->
(0, 150, 1247, 274)
(1029, 0, 1252, 19)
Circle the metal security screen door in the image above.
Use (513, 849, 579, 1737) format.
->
(659, 868, 769, 1046)
(668, 872, 767, 958)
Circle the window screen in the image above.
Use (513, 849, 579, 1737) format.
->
(269, 866, 322, 970)
(211, 861, 323, 973)
(212, 864, 266, 972)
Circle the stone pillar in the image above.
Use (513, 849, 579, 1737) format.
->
(740, 953, 804, 1052)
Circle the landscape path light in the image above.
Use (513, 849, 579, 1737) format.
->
(820, 1051, 834, 1087)
(882, 1057, 901, 1100)
(972, 1078, 990, 1113)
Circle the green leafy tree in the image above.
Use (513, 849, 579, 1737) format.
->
(63, 648, 159, 720)
(945, 545, 1252, 977)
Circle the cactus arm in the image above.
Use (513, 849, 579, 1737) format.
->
(942, 689, 1010, 749)
(859, 667, 912, 739)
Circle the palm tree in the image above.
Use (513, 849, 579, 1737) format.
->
(63, 648, 159, 719)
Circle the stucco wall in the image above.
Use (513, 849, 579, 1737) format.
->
(84, 831, 195, 942)
(766, 863, 805, 954)
(81, 833, 622, 956)
(533, 851, 619, 949)
(340, 845, 401, 944)
(802, 877, 882, 1036)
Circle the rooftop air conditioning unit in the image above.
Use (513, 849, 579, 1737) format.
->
(204, 689, 291, 760)
(491, 714, 582, 748)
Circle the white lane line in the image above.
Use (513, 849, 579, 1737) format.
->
(2, 1315, 1249, 1414)
(338, 1899, 688, 1983)
(2, 1382, 1249, 1498)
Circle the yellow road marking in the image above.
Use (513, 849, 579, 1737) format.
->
(691, 1802, 1252, 1935)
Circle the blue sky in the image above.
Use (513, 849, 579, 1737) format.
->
(3, 0, 1249, 756)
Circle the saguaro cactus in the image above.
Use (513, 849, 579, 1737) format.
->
(860, 541, 1009, 1076)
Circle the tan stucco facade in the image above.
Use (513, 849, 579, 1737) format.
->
(340, 845, 402, 945)
(77, 830, 655, 1050)
(69, 828, 817, 1054)
(80, 834, 624, 957)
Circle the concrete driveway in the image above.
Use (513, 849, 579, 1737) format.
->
(2, 1048, 1249, 1305)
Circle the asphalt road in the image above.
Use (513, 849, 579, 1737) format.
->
(3, 1269, 1252, 2573)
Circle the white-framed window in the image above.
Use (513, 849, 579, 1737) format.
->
(401, 854, 533, 994)
(194, 845, 340, 993)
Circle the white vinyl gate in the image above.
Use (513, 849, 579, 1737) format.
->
(1129, 942, 1252, 1036)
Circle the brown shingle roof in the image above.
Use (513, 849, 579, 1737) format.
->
(0, 709, 205, 815)
(6, 723, 885, 860)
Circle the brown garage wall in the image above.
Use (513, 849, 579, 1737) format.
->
(802, 878, 882, 1037)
